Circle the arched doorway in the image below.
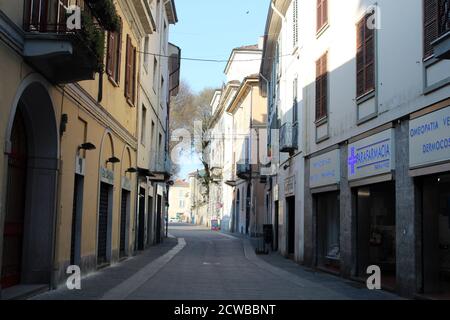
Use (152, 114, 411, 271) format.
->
(1, 82, 58, 289)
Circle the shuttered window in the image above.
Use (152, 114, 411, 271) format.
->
(424, 0, 439, 58)
(317, 0, 328, 32)
(293, 0, 299, 46)
(125, 35, 137, 105)
(315, 53, 328, 120)
(356, 14, 375, 98)
(106, 19, 122, 84)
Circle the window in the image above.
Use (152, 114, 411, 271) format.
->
(151, 121, 155, 149)
(423, 0, 450, 59)
(293, 0, 299, 47)
(179, 200, 185, 208)
(161, 76, 165, 107)
(141, 105, 147, 145)
(156, 0, 161, 29)
(153, 57, 158, 92)
(143, 36, 149, 72)
(158, 133, 163, 162)
(293, 78, 298, 123)
(315, 53, 328, 121)
(106, 19, 122, 84)
(317, 0, 328, 33)
(356, 14, 375, 98)
(125, 35, 137, 105)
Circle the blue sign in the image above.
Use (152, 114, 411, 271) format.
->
(348, 129, 394, 181)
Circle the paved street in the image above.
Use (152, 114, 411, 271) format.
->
(34, 224, 400, 300)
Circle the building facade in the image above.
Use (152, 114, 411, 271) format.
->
(168, 180, 190, 223)
(0, 0, 178, 297)
(261, 0, 450, 298)
(207, 43, 268, 236)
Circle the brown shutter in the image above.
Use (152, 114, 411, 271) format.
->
(423, 0, 438, 58)
(321, 53, 328, 119)
(125, 35, 131, 99)
(317, 0, 322, 32)
(365, 18, 375, 92)
(316, 58, 322, 120)
(106, 31, 114, 77)
(116, 20, 123, 84)
(323, 0, 328, 27)
(356, 19, 365, 97)
(316, 53, 328, 120)
(131, 45, 137, 105)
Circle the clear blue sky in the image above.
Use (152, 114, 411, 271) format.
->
(170, 0, 270, 93)
(170, 0, 270, 179)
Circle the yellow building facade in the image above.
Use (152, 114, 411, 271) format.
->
(0, 0, 177, 295)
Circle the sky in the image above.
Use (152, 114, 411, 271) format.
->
(170, 0, 270, 93)
(170, 0, 270, 179)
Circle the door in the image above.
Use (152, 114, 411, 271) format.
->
(137, 188, 145, 250)
(246, 185, 251, 235)
(1, 110, 27, 288)
(120, 190, 129, 257)
(287, 197, 296, 256)
(70, 174, 83, 266)
(156, 195, 162, 244)
(274, 201, 279, 251)
(147, 196, 153, 246)
(97, 182, 110, 265)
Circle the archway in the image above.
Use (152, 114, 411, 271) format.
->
(1, 82, 58, 288)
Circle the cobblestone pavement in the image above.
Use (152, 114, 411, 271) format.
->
(33, 224, 401, 300)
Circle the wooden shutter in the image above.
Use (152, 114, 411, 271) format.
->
(116, 20, 122, 84)
(316, 53, 328, 120)
(131, 45, 137, 104)
(356, 14, 376, 98)
(365, 18, 375, 92)
(317, 0, 328, 32)
(424, 0, 438, 58)
(317, 0, 323, 32)
(106, 31, 114, 77)
(356, 19, 365, 97)
(125, 35, 131, 100)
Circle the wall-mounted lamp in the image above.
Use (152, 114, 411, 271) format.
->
(126, 167, 138, 174)
(78, 142, 96, 151)
(106, 156, 120, 165)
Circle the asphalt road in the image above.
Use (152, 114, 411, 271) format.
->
(125, 224, 400, 300)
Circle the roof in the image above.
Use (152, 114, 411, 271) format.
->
(173, 179, 189, 188)
(224, 44, 262, 75)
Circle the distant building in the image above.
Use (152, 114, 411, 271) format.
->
(168, 180, 190, 222)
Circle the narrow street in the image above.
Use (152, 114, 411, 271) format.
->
(34, 224, 399, 300)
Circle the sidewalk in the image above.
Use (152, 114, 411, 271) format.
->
(222, 231, 402, 300)
(32, 237, 179, 300)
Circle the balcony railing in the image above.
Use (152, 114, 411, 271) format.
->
(279, 122, 299, 153)
(439, 0, 450, 37)
(22, 0, 119, 83)
(434, 0, 450, 59)
(236, 162, 251, 180)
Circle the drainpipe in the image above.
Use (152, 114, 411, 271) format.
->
(271, 0, 285, 21)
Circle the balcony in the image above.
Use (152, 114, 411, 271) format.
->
(279, 122, 299, 153)
(236, 162, 251, 180)
(149, 158, 172, 182)
(22, 0, 119, 83)
(432, 0, 450, 59)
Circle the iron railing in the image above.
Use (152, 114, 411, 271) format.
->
(439, 0, 450, 36)
(23, 0, 89, 33)
(279, 122, 299, 153)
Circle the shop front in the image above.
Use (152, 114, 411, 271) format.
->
(348, 128, 397, 290)
(410, 104, 450, 298)
(310, 149, 341, 274)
